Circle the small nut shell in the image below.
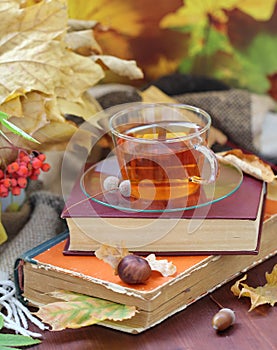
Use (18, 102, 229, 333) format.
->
(117, 254, 152, 284)
(119, 180, 131, 197)
(103, 176, 119, 192)
(212, 308, 235, 331)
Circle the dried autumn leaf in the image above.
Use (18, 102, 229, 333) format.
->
(57, 92, 102, 121)
(67, 18, 99, 32)
(0, 92, 81, 151)
(31, 121, 78, 150)
(95, 244, 129, 270)
(231, 264, 277, 311)
(92, 55, 143, 80)
(0, 0, 67, 54)
(65, 29, 102, 56)
(217, 149, 275, 183)
(145, 254, 176, 277)
(0, 0, 103, 148)
(34, 290, 137, 331)
(0, 2, 82, 103)
(0, 0, 143, 151)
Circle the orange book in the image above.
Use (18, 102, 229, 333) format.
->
(14, 198, 277, 333)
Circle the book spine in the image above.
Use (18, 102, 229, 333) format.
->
(13, 230, 69, 303)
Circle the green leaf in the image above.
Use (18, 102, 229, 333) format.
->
(178, 57, 194, 74)
(34, 290, 137, 331)
(0, 334, 41, 347)
(0, 314, 4, 329)
(233, 33, 277, 93)
(0, 111, 40, 144)
(202, 28, 233, 56)
(180, 27, 234, 71)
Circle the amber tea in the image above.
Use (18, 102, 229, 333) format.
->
(115, 122, 206, 200)
(110, 103, 218, 202)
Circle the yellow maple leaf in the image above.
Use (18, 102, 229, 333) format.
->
(237, 0, 276, 21)
(160, 0, 276, 29)
(160, 0, 234, 29)
(145, 55, 181, 81)
(231, 264, 277, 311)
(67, 0, 143, 37)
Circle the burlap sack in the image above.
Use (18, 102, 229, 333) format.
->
(1, 202, 31, 240)
(0, 191, 66, 277)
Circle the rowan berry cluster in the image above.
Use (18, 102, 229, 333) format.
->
(0, 149, 50, 198)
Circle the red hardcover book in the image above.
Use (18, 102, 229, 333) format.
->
(61, 158, 266, 255)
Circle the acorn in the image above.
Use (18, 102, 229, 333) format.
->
(212, 308, 236, 332)
(117, 254, 152, 284)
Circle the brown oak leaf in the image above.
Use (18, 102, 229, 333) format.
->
(231, 264, 277, 311)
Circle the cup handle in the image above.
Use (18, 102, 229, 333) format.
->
(190, 144, 219, 184)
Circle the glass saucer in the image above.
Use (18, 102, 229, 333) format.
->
(80, 156, 243, 213)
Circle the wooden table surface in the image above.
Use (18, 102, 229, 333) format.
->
(27, 255, 277, 350)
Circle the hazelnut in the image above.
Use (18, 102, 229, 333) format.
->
(117, 254, 152, 284)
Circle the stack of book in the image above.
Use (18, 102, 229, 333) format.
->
(14, 155, 277, 333)
(13, 85, 277, 333)
(14, 213, 277, 334)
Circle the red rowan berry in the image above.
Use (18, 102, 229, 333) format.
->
(17, 165, 28, 177)
(0, 184, 9, 196)
(29, 174, 39, 180)
(7, 162, 19, 173)
(2, 178, 11, 188)
(18, 150, 27, 159)
(21, 155, 30, 164)
(17, 177, 27, 188)
(0, 190, 9, 198)
(11, 186, 21, 196)
(31, 157, 42, 169)
(10, 178, 17, 187)
(41, 163, 50, 172)
(32, 168, 41, 176)
(38, 153, 46, 162)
